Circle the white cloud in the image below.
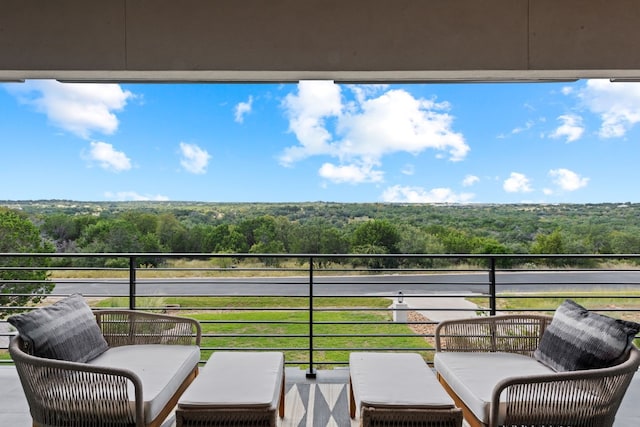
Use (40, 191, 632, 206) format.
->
(549, 114, 584, 143)
(234, 96, 253, 123)
(401, 164, 415, 175)
(280, 80, 343, 165)
(86, 141, 132, 172)
(549, 168, 589, 191)
(381, 185, 474, 203)
(349, 84, 390, 104)
(104, 191, 169, 201)
(462, 175, 479, 187)
(511, 120, 534, 135)
(561, 86, 574, 95)
(280, 81, 469, 183)
(319, 162, 384, 184)
(179, 142, 211, 174)
(503, 172, 533, 193)
(579, 79, 640, 138)
(7, 80, 132, 138)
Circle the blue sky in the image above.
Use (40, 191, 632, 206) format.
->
(1, 79, 639, 203)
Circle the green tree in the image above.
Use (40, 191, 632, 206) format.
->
(238, 216, 283, 252)
(351, 220, 400, 268)
(531, 229, 566, 266)
(0, 208, 54, 317)
(438, 228, 476, 254)
(249, 241, 286, 266)
(120, 211, 159, 235)
(156, 213, 189, 252)
(78, 219, 144, 253)
(293, 219, 348, 254)
(41, 213, 80, 247)
(291, 219, 348, 267)
(531, 229, 564, 254)
(208, 224, 247, 253)
(471, 237, 513, 268)
(351, 219, 400, 254)
(609, 230, 640, 254)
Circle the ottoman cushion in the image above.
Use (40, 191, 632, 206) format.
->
(178, 351, 284, 410)
(350, 352, 455, 410)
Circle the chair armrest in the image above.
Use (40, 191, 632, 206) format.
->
(489, 347, 640, 427)
(94, 309, 201, 347)
(435, 314, 552, 354)
(9, 336, 145, 426)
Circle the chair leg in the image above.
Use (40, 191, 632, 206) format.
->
(349, 377, 357, 419)
(147, 366, 199, 427)
(437, 373, 487, 427)
(279, 376, 285, 418)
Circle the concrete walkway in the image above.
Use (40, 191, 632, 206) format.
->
(402, 295, 480, 322)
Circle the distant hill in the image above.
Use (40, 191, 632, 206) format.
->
(3, 200, 640, 257)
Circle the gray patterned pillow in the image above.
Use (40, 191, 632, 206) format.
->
(534, 299, 640, 372)
(8, 293, 108, 362)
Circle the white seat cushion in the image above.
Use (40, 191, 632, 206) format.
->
(88, 344, 200, 424)
(350, 352, 455, 414)
(178, 351, 284, 410)
(434, 352, 554, 424)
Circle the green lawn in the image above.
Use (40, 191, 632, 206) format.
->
(192, 309, 429, 368)
(94, 296, 432, 369)
(5, 292, 640, 366)
(94, 295, 395, 309)
(469, 291, 640, 320)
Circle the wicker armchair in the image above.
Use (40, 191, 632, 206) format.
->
(434, 314, 640, 427)
(10, 310, 201, 427)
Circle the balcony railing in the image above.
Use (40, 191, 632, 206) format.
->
(1, 253, 640, 377)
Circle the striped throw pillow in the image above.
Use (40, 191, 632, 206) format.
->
(8, 293, 109, 362)
(534, 299, 640, 372)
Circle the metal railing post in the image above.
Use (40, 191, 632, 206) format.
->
(306, 256, 316, 378)
(129, 256, 136, 310)
(489, 257, 497, 316)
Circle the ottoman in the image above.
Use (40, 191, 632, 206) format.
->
(176, 351, 285, 427)
(349, 352, 462, 427)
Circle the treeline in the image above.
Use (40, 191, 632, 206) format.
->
(4, 201, 636, 268)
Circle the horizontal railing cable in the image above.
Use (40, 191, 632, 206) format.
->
(1, 252, 640, 370)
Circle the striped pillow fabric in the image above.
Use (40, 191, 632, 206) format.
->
(534, 299, 640, 372)
(8, 293, 109, 362)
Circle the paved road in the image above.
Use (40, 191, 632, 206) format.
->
(53, 271, 640, 297)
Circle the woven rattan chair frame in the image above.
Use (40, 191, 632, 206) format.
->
(360, 406, 463, 427)
(434, 314, 640, 427)
(175, 407, 278, 427)
(9, 309, 201, 427)
(435, 314, 552, 354)
(94, 310, 202, 347)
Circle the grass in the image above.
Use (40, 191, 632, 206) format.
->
(470, 291, 640, 347)
(193, 310, 428, 369)
(468, 290, 640, 323)
(92, 295, 431, 369)
(93, 296, 394, 309)
(6, 291, 639, 366)
(48, 257, 497, 280)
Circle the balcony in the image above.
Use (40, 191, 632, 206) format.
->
(1, 252, 640, 426)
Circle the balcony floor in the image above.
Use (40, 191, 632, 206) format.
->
(0, 365, 355, 427)
(2, 365, 639, 427)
